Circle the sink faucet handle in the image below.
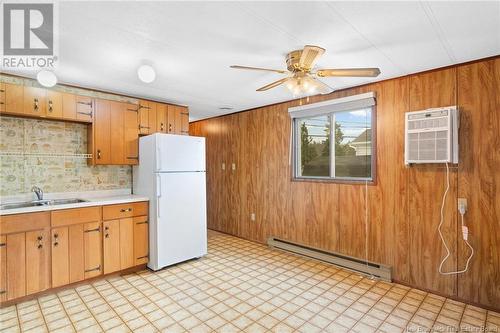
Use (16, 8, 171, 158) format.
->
(31, 186, 44, 200)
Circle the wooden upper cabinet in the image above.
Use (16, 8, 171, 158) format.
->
(157, 103, 168, 133)
(167, 105, 178, 134)
(138, 100, 157, 135)
(93, 99, 111, 164)
(0, 82, 5, 112)
(124, 104, 139, 164)
(46, 90, 63, 119)
(3, 83, 24, 115)
(62, 93, 77, 120)
(110, 101, 125, 165)
(23, 86, 46, 117)
(180, 107, 189, 135)
(76, 96, 93, 122)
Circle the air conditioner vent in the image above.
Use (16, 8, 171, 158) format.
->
(405, 107, 459, 164)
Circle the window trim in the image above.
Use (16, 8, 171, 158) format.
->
(291, 104, 377, 184)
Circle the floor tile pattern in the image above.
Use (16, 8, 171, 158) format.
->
(1, 231, 499, 332)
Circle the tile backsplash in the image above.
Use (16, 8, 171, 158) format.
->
(0, 116, 131, 196)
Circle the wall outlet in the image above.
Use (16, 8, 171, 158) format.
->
(250, 213, 256, 221)
(458, 198, 467, 214)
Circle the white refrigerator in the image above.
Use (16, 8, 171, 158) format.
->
(133, 133, 207, 271)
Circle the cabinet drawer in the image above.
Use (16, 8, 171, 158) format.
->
(51, 207, 101, 227)
(102, 202, 148, 220)
(0, 212, 50, 235)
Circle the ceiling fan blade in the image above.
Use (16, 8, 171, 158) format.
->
(256, 77, 290, 91)
(312, 77, 334, 95)
(299, 45, 325, 70)
(230, 65, 288, 74)
(316, 68, 381, 77)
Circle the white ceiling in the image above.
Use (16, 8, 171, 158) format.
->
(3, 1, 499, 121)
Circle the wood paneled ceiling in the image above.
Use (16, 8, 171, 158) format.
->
(2, 1, 499, 120)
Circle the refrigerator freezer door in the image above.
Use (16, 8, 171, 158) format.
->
(152, 171, 207, 270)
(155, 134, 205, 172)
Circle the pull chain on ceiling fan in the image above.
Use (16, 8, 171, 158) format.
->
(230, 45, 381, 96)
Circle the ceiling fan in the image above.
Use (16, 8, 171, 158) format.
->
(230, 45, 381, 96)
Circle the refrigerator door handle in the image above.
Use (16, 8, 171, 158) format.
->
(156, 174, 162, 218)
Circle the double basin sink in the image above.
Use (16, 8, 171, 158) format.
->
(0, 198, 88, 210)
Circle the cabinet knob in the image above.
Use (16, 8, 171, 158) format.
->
(54, 242, 58, 247)
(120, 208, 132, 213)
(38, 244, 43, 249)
(37, 236, 43, 241)
(54, 233, 58, 238)
(105, 234, 109, 238)
(34, 98, 39, 111)
(48, 100, 53, 112)
(105, 226, 109, 230)
(97, 149, 101, 159)
(169, 123, 172, 132)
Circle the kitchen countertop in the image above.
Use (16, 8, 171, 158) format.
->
(0, 191, 149, 216)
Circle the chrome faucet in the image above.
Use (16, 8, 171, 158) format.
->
(31, 186, 44, 201)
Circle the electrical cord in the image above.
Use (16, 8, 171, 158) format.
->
(438, 162, 474, 275)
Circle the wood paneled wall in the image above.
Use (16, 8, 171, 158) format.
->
(190, 57, 500, 310)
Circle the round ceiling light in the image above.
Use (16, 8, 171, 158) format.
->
(37, 70, 57, 87)
(137, 65, 156, 83)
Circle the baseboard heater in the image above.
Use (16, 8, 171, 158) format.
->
(268, 237, 392, 282)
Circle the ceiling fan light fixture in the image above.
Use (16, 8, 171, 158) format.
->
(137, 65, 156, 83)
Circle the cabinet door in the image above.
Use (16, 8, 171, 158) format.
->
(167, 105, 176, 133)
(51, 227, 69, 288)
(103, 220, 121, 274)
(124, 105, 139, 165)
(0, 82, 5, 112)
(148, 102, 157, 133)
(25, 229, 50, 295)
(23, 86, 46, 117)
(156, 104, 167, 133)
(84, 222, 102, 278)
(46, 90, 63, 118)
(94, 99, 111, 164)
(6, 233, 25, 300)
(110, 101, 125, 164)
(180, 107, 189, 135)
(134, 217, 149, 265)
(0, 236, 6, 302)
(76, 96, 93, 122)
(4, 83, 24, 114)
(62, 93, 77, 120)
(68, 224, 85, 283)
(120, 218, 134, 270)
(138, 100, 150, 135)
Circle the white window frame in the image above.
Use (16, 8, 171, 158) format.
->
(290, 93, 376, 182)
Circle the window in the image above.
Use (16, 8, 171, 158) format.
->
(290, 93, 375, 181)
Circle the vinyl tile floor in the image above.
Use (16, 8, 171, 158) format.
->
(1, 230, 499, 333)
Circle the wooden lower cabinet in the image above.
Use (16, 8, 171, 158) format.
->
(51, 227, 70, 288)
(84, 222, 102, 278)
(103, 217, 141, 274)
(0, 236, 6, 302)
(1, 202, 148, 304)
(6, 233, 26, 301)
(103, 219, 121, 274)
(134, 216, 149, 265)
(25, 230, 51, 295)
